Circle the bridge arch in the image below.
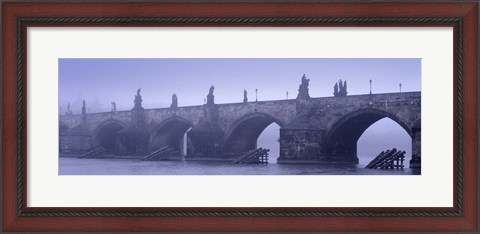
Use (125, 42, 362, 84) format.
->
(151, 116, 193, 152)
(92, 119, 127, 154)
(224, 112, 284, 153)
(324, 108, 412, 161)
(411, 118, 421, 130)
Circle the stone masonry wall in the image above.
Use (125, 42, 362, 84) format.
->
(59, 92, 420, 167)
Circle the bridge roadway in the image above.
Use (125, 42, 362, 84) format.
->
(59, 91, 421, 168)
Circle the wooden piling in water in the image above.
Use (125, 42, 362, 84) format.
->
(366, 148, 406, 169)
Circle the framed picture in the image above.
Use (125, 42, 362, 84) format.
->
(2, 1, 478, 232)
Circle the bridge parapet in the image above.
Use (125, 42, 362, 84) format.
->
(310, 92, 420, 106)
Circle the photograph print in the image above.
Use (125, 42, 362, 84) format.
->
(59, 58, 421, 175)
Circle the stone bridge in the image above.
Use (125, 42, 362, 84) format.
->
(59, 82, 421, 168)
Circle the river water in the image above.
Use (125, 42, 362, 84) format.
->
(59, 157, 420, 175)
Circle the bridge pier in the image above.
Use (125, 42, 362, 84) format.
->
(116, 127, 150, 156)
(277, 127, 359, 164)
(59, 133, 92, 154)
(409, 126, 421, 168)
(186, 125, 225, 160)
(278, 128, 322, 163)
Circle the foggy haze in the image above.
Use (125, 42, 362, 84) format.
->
(59, 58, 420, 164)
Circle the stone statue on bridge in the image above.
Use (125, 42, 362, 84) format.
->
(243, 89, 248, 103)
(170, 93, 178, 108)
(134, 88, 143, 108)
(66, 103, 73, 116)
(207, 85, 215, 105)
(296, 74, 310, 99)
(81, 100, 86, 115)
(111, 102, 116, 113)
(333, 79, 348, 97)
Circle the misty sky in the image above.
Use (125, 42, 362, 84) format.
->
(59, 58, 420, 164)
(59, 59, 420, 113)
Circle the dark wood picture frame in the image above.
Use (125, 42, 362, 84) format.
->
(1, 1, 478, 232)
